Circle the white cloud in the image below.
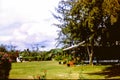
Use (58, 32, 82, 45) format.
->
(0, 0, 60, 51)
(0, 36, 11, 42)
(0, 0, 59, 25)
(11, 22, 58, 42)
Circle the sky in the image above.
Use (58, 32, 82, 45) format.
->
(0, 0, 61, 51)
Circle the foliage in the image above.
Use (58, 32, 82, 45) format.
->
(54, 0, 120, 65)
(0, 44, 7, 52)
(19, 49, 54, 61)
(54, 54, 63, 61)
(0, 52, 12, 79)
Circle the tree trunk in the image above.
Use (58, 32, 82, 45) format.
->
(86, 46, 93, 65)
(86, 39, 94, 65)
(89, 46, 93, 65)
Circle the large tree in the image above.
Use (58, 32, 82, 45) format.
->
(54, 0, 120, 65)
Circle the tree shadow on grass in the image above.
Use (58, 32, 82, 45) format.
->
(87, 64, 120, 79)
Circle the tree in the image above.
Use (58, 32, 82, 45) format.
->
(53, 0, 78, 48)
(0, 44, 7, 52)
(54, 0, 120, 65)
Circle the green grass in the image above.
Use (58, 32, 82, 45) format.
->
(9, 61, 120, 79)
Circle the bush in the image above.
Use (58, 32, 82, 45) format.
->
(0, 52, 12, 79)
(54, 55, 63, 61)
(36, 56, 41, 61)
(22, 56, 40, 61)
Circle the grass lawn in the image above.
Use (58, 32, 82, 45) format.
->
(9, 61, 120, 79)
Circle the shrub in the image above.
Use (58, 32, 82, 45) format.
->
(22, 56, 36, 61)
(0, 52, 12, 79)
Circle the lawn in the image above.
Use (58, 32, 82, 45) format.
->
(9, 61, 120, 79)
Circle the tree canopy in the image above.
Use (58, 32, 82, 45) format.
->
(54, 0, 120, 65)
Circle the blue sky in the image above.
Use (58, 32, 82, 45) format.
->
(0, 0, 61, 51)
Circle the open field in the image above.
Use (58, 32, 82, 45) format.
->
(9, 61, 120, 79)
